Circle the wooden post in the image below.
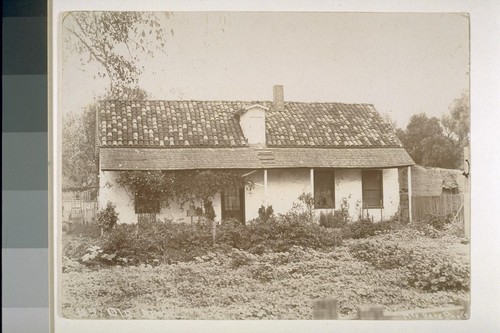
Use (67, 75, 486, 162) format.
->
(212, 219, 216, 245)
(264, 169, 268, 206)
(310, 168, 314, 196)
(463, 147, 471, 239)
(312, 297, 338, 319)
(408, 166, 413, 224)
(357, 305, 385, 320)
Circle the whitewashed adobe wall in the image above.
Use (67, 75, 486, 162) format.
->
(99, 170, 222, 224)
(331, 169, 400, 222)
(244, 168, 399, 222)
(99, 168, 400, 224)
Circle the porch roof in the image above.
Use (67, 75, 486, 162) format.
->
(100, 147, 414, 170)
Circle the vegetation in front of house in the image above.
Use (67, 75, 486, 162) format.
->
(62, 223, 469, 320)
(62, 194, 469, 319)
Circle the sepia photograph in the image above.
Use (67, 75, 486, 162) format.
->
(57, 10, 470, 321)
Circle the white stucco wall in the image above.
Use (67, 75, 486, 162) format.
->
(267, 169, 312, 215)
(99, 170, 222, 224)
(330, 168, 400, 222)
(99, 168, 400, 224)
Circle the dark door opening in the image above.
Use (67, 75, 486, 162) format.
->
(221, 187, 245, 224)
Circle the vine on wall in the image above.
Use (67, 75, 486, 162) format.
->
(115, 170, 253, 221)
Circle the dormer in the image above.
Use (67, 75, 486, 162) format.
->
(238, 104, 269, 146)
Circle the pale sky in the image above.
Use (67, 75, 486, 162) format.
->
(62, 12, 469, 128)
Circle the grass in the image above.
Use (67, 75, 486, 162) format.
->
(61, 227, 469, 320)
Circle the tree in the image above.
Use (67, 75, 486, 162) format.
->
(442, 91, 470, 147)
(62, 106, 98, 186)
(63, 11, 171, 99)
(62, 12, 171, 186)
(398, 113, 460, 169)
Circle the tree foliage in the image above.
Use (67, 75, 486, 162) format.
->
(63, 11, 170, 99)
(62, 106, 98, 186)
(396, 93, 469, 169)
(62, 12, 171, 187)
(442, 91, 470, 147)
(397, 114, 461, 168)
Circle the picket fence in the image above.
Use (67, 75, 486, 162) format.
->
(312, 297, 470, 320)
(62, 200, 98, 225)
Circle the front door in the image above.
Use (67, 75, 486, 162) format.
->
(221, 187, 245, 224)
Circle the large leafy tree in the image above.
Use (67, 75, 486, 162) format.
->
(398, 114, 461, 169)
(442, 91, 470, 147)
(62, 12, 170, 186)
(62, 106, 98, 186)
(63, 11, 170, 99)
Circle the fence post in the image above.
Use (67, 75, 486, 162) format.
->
(312, 297, 338, 319)
(357, 305, 385, 320)
(463, 147, 471, 239)
(408, 166, 413, 224)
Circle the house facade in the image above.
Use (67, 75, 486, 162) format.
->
(97, 86, 414, 224)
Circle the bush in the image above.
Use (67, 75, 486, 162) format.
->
(319, 210, 348, 229)
(342, 219, 376, 239)
(96, 202, 119, 233)
(350, 240, 414, 269)
(101, 220, 214, 265)
(415, 213, 453, 230)
(349, 239, 470, 292)
(406, 256, 470, 292)
(258, 205, 274, 223)
(342, 218, 398, 239)
(217, 214, 342, 254)
(68, 223, 102, 239)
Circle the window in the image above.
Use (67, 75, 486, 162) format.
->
(223, 187, 241, 210)
(134, 193, 160, 214)
(314, 170, 335, 209)
(362, 170, 383, 208)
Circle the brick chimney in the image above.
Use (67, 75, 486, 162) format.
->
(273, 85, 284, 111)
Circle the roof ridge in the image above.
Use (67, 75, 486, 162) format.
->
(96, 99, 375, 106)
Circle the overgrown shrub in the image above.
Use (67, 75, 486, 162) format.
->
(350, 239, 470, 292)
(319, 210, 348, 229)
(68, 223, 102, 238)
(342, 218, 398, 239)
(96, 202, 119, 233)
(258, 205, 274, 223)
(217, 214, 342, 254)
(350, 240, 415, 269)
(406, 256, 470, 292)
(101, 220, 214, 264)
(415, 213, 453, 230)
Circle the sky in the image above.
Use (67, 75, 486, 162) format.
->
(62, 12, 469, 128)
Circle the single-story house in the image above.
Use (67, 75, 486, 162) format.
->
(96, 85, 414, 224)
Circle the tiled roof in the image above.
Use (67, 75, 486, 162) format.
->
(96, 100, 403, 148)
(100, 147, 414, 170)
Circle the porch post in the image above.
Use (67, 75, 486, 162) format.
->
(408, 166, 413, 223)
(264, 169, 268, 206)
(310, 168, 314, 195)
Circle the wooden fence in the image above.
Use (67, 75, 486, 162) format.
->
(313, 297, 470, 320)
(62, 200, 98, 225)
(411, 194, 463, 221)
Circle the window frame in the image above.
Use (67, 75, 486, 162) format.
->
(314, 170, 336, 209)
(362, 169, 384, 209)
